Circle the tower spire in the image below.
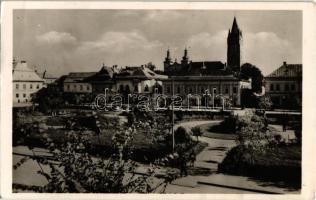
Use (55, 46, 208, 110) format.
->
(164, 48, 172, 72)
(227, 17, 241, 72)
(181, 47, 189, 65)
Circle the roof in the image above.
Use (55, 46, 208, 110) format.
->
(13, 61, 44, 82)
(163, 75, 239, 82)
(84, 66, 114, 83)
(266, 63, 302, 78)
(166, 61, 233, 76)
(64, 72, 96, 83)
(117, 66, 167, 80)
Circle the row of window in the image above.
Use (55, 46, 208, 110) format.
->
(15, 93, 30, 98)
(269, 83, 296, 92)
(166, 85, 238, 94)
(66, 84, 90, 91)
(15, 83, 41, 90)
(118, 85, 149, 93)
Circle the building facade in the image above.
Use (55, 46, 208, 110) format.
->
(84, 65, 116, 94)
(63, 72, 95, 93)
(115, 66, 167, 95)
(13, 60, 45, 106)
(265, 62, 302, 109)
(162, 18, 244, 108)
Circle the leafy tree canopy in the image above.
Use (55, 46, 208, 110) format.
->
(240, 63, 264, 93)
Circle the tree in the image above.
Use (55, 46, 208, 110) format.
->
(174, 126, 190, 144)
(13, 124, 179, 193)
(191, 126, 202, 142)
(240, 63, 264, 93)
(32, 85, 64, 115)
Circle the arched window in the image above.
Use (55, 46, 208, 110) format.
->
(134, 85, 138, 92)
(119, 85, 124, 92)
(201, 87, 205, 94)
(125, 85, 130, 93)
(144, 85, 149, 92)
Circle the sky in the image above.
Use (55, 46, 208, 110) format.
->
(13, 10, 302, 76)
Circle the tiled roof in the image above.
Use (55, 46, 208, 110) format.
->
(117, 66, 167, 80)
(13, 61, 44, 82)
(166, 61, 232, 76)
(64, 72, 96, 83)
(266, 63, 302, 78)
(84, 66, 114, 83)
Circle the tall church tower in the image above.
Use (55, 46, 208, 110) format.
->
(227, 17, 242, 72)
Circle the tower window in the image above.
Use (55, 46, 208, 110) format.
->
(16, 84, 19, 89)
(285, 84, 289, 91)
(225, 88, 229, 94)
(23, 94, 26, 98)
(270, 84, 274, 91)
(80, 85, 83, 91)
(276, 84, 280, 91)
(36, 84, 40, 89)
(30, 84, 33, 89)
(23, 84, 26, 89)
(16, 93, 19, 98)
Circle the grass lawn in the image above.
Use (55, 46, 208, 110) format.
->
(197, 122, 238, 140)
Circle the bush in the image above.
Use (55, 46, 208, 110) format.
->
(174, 126, 191, 144)
(191, 126, 202, 141)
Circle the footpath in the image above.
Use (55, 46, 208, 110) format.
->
(165, 120, 300, 194)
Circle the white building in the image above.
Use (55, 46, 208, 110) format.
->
(13, 60, 45, 106)
(115, 66, 167, 94)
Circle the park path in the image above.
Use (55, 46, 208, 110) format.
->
(12, 120, 300, 193)
(166, 120, 300, 194)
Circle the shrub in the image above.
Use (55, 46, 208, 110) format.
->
(174, 126, 191, 144)
(191, 126, 202, 141)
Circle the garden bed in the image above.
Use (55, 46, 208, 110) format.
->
(218, 144, 301, 189)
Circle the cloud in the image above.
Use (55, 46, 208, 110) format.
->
(187, 31, 297, 75)
(36, 31, 77, 45)
(77, 30, 162, 54)
(143, 10, 184, 22)
(187, 30, 228, 61)
(242, 32, 295, 75)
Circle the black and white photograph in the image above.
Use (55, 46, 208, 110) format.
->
(1, 2, 315, 198)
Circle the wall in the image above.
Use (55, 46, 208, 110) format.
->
(13, 81, 44, 104)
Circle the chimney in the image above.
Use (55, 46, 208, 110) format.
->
(283, 61, 287, 66)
